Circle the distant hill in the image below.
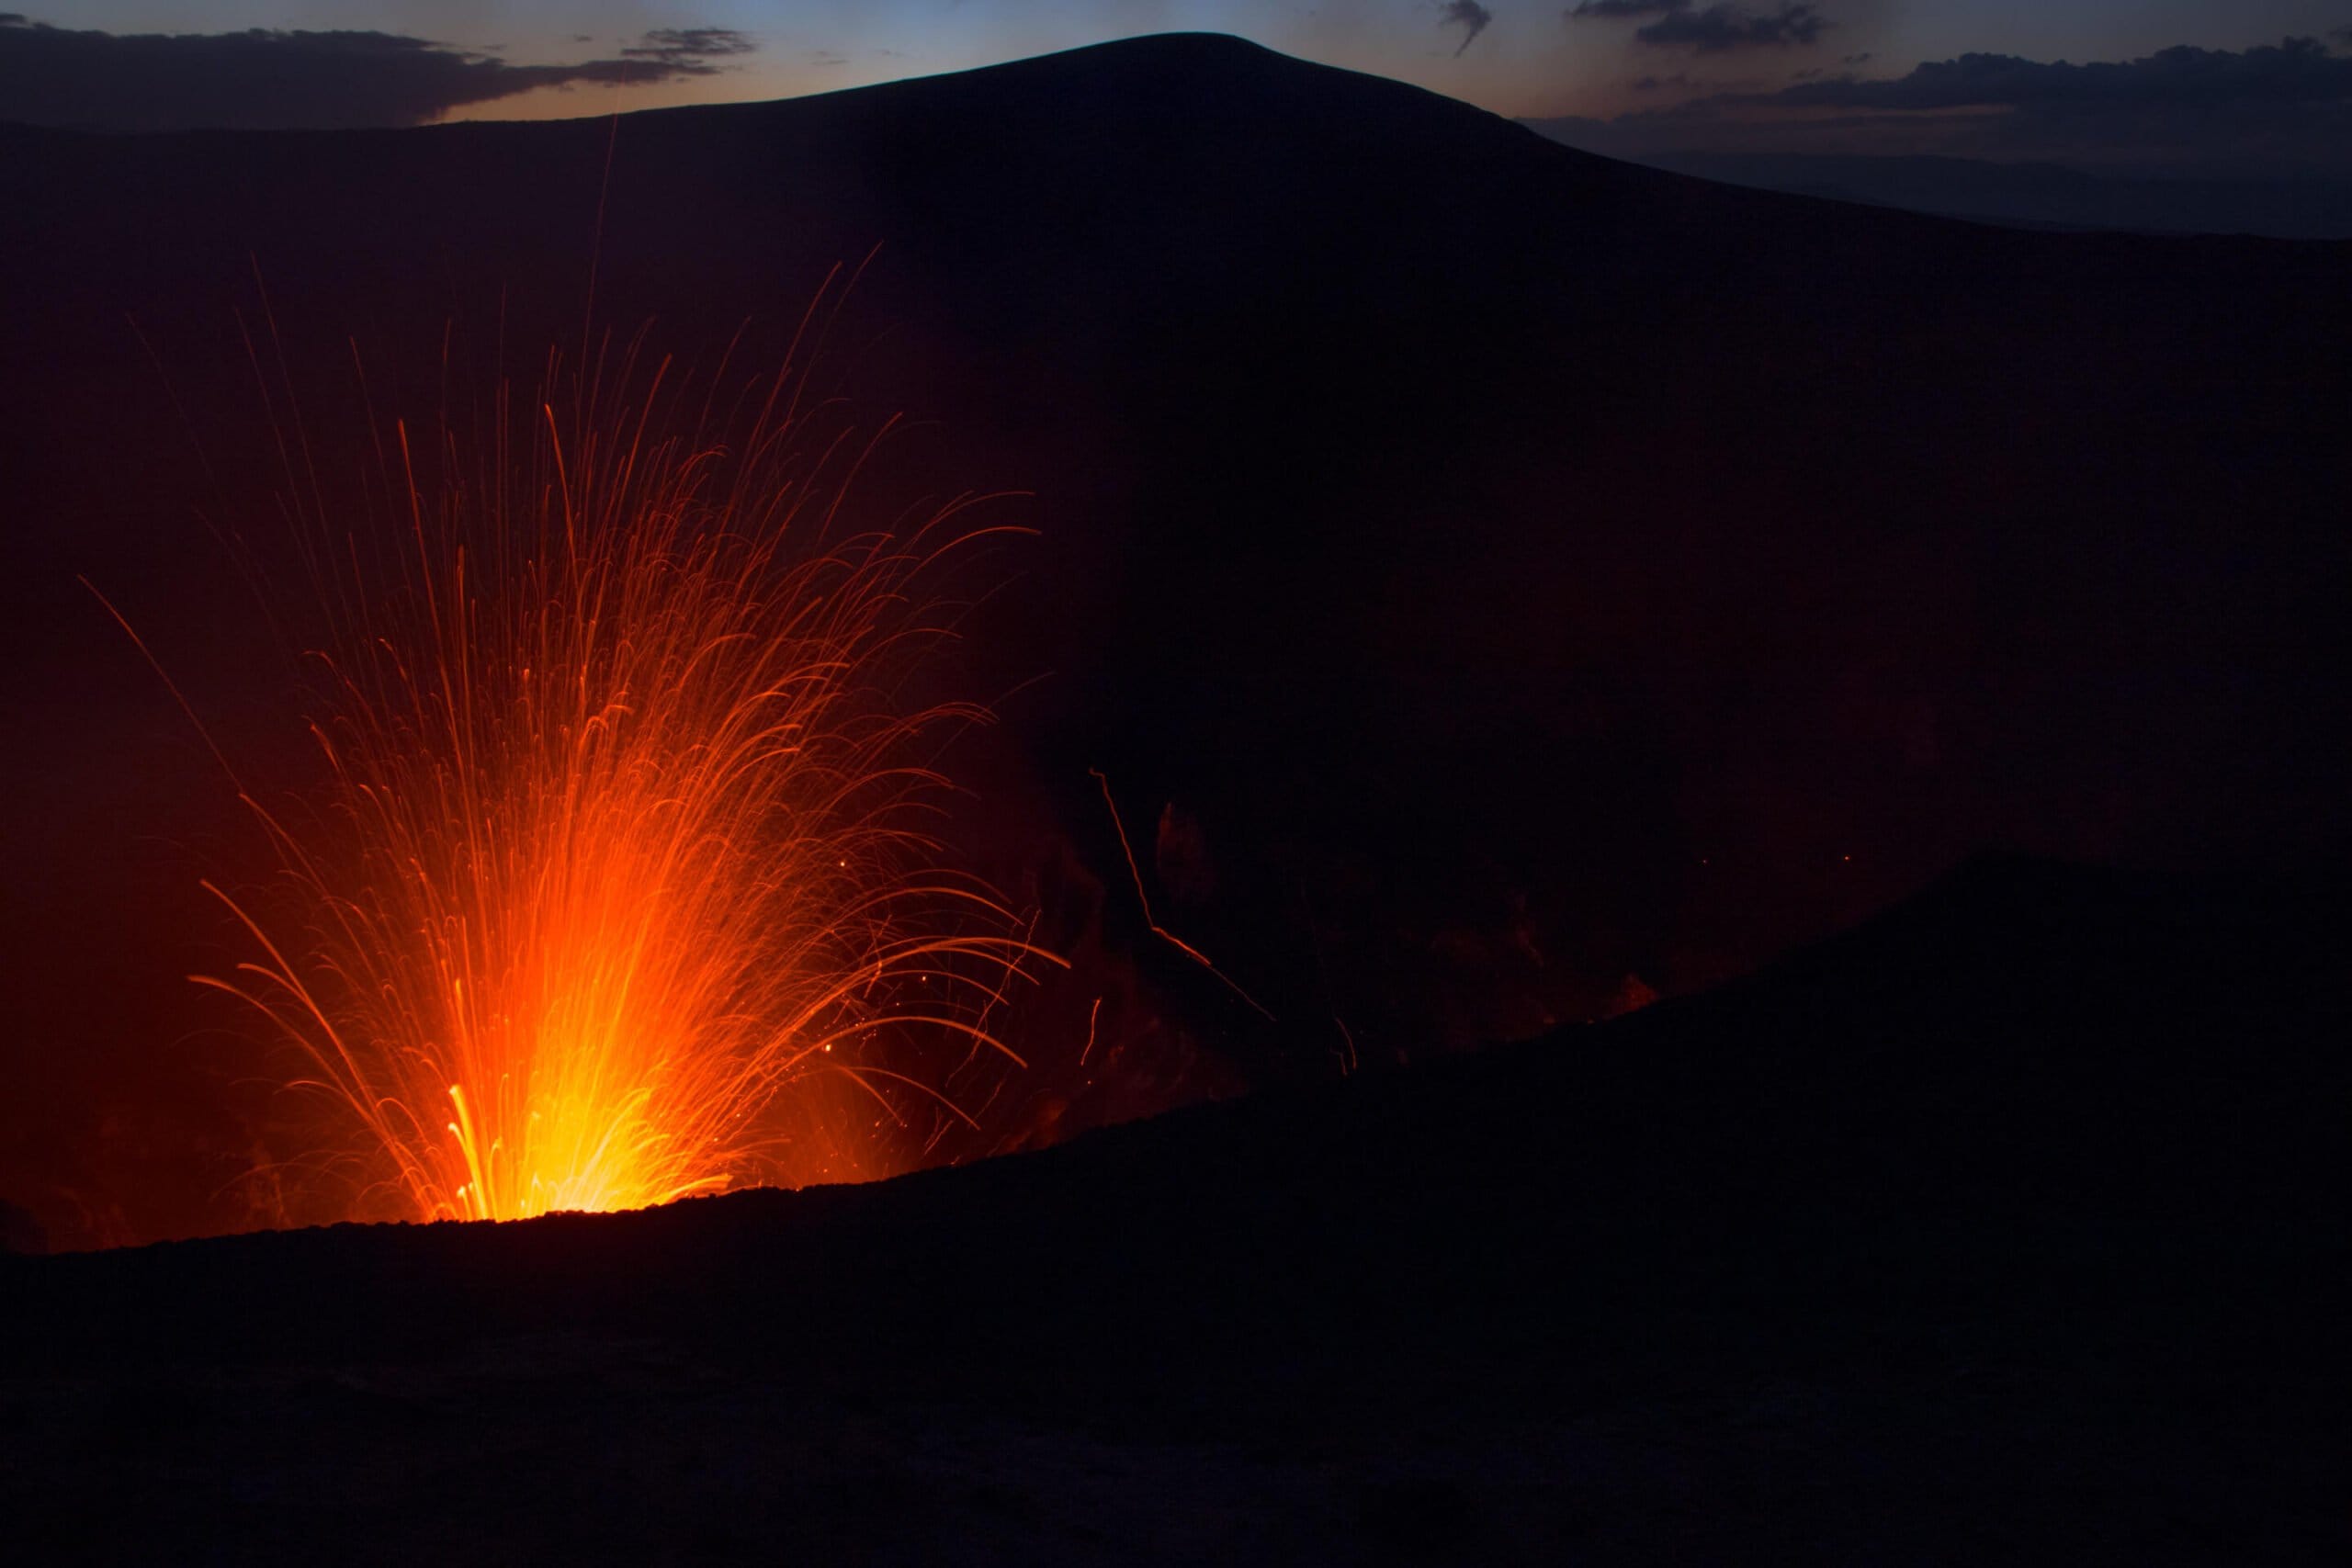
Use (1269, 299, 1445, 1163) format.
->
(1519, 134, 2352, 240)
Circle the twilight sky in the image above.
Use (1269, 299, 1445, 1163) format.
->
(5, 4, 2351, 173)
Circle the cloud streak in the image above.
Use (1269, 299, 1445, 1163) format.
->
(1439, 2, 1495, 60)
(1569, 1, 1831, 54)
(0, 15, 756, 131)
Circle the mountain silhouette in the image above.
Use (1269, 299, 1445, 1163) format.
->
(2, 30, 2346, 1232)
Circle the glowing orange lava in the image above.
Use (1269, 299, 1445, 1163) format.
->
(168, 353, 1054, 1223)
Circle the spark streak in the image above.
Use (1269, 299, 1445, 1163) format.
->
(1090, 768, 1272, 1021)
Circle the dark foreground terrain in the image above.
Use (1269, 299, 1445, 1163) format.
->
(5, 855, 2343, 1562)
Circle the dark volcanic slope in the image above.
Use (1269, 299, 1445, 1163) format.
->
(5, 858, 2344, 1560)
(3, 34, 2349, 1235)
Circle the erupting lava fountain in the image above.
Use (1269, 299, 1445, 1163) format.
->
(124, 343, 1057, 1224)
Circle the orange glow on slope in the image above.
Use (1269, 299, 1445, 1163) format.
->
(179, 356, 1056, 1224)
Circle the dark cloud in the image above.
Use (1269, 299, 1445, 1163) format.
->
(0, 15, 756, 131)
(1569, 1, 1831, 54)
(623, 28, 757, 67)
(1538, 36, 2352, 178)
(1439, 2, 1494, 59)
(1843, 51, 1872, 65)
(1638, 4, 1829, 52)
(1769, 35, 2352, 112)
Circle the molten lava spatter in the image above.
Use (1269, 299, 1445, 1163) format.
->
(189, 360, 1051, 1223)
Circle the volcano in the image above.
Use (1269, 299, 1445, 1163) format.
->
(7, 37, 2351, 1241)
(1, 29, 2347, 1553)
